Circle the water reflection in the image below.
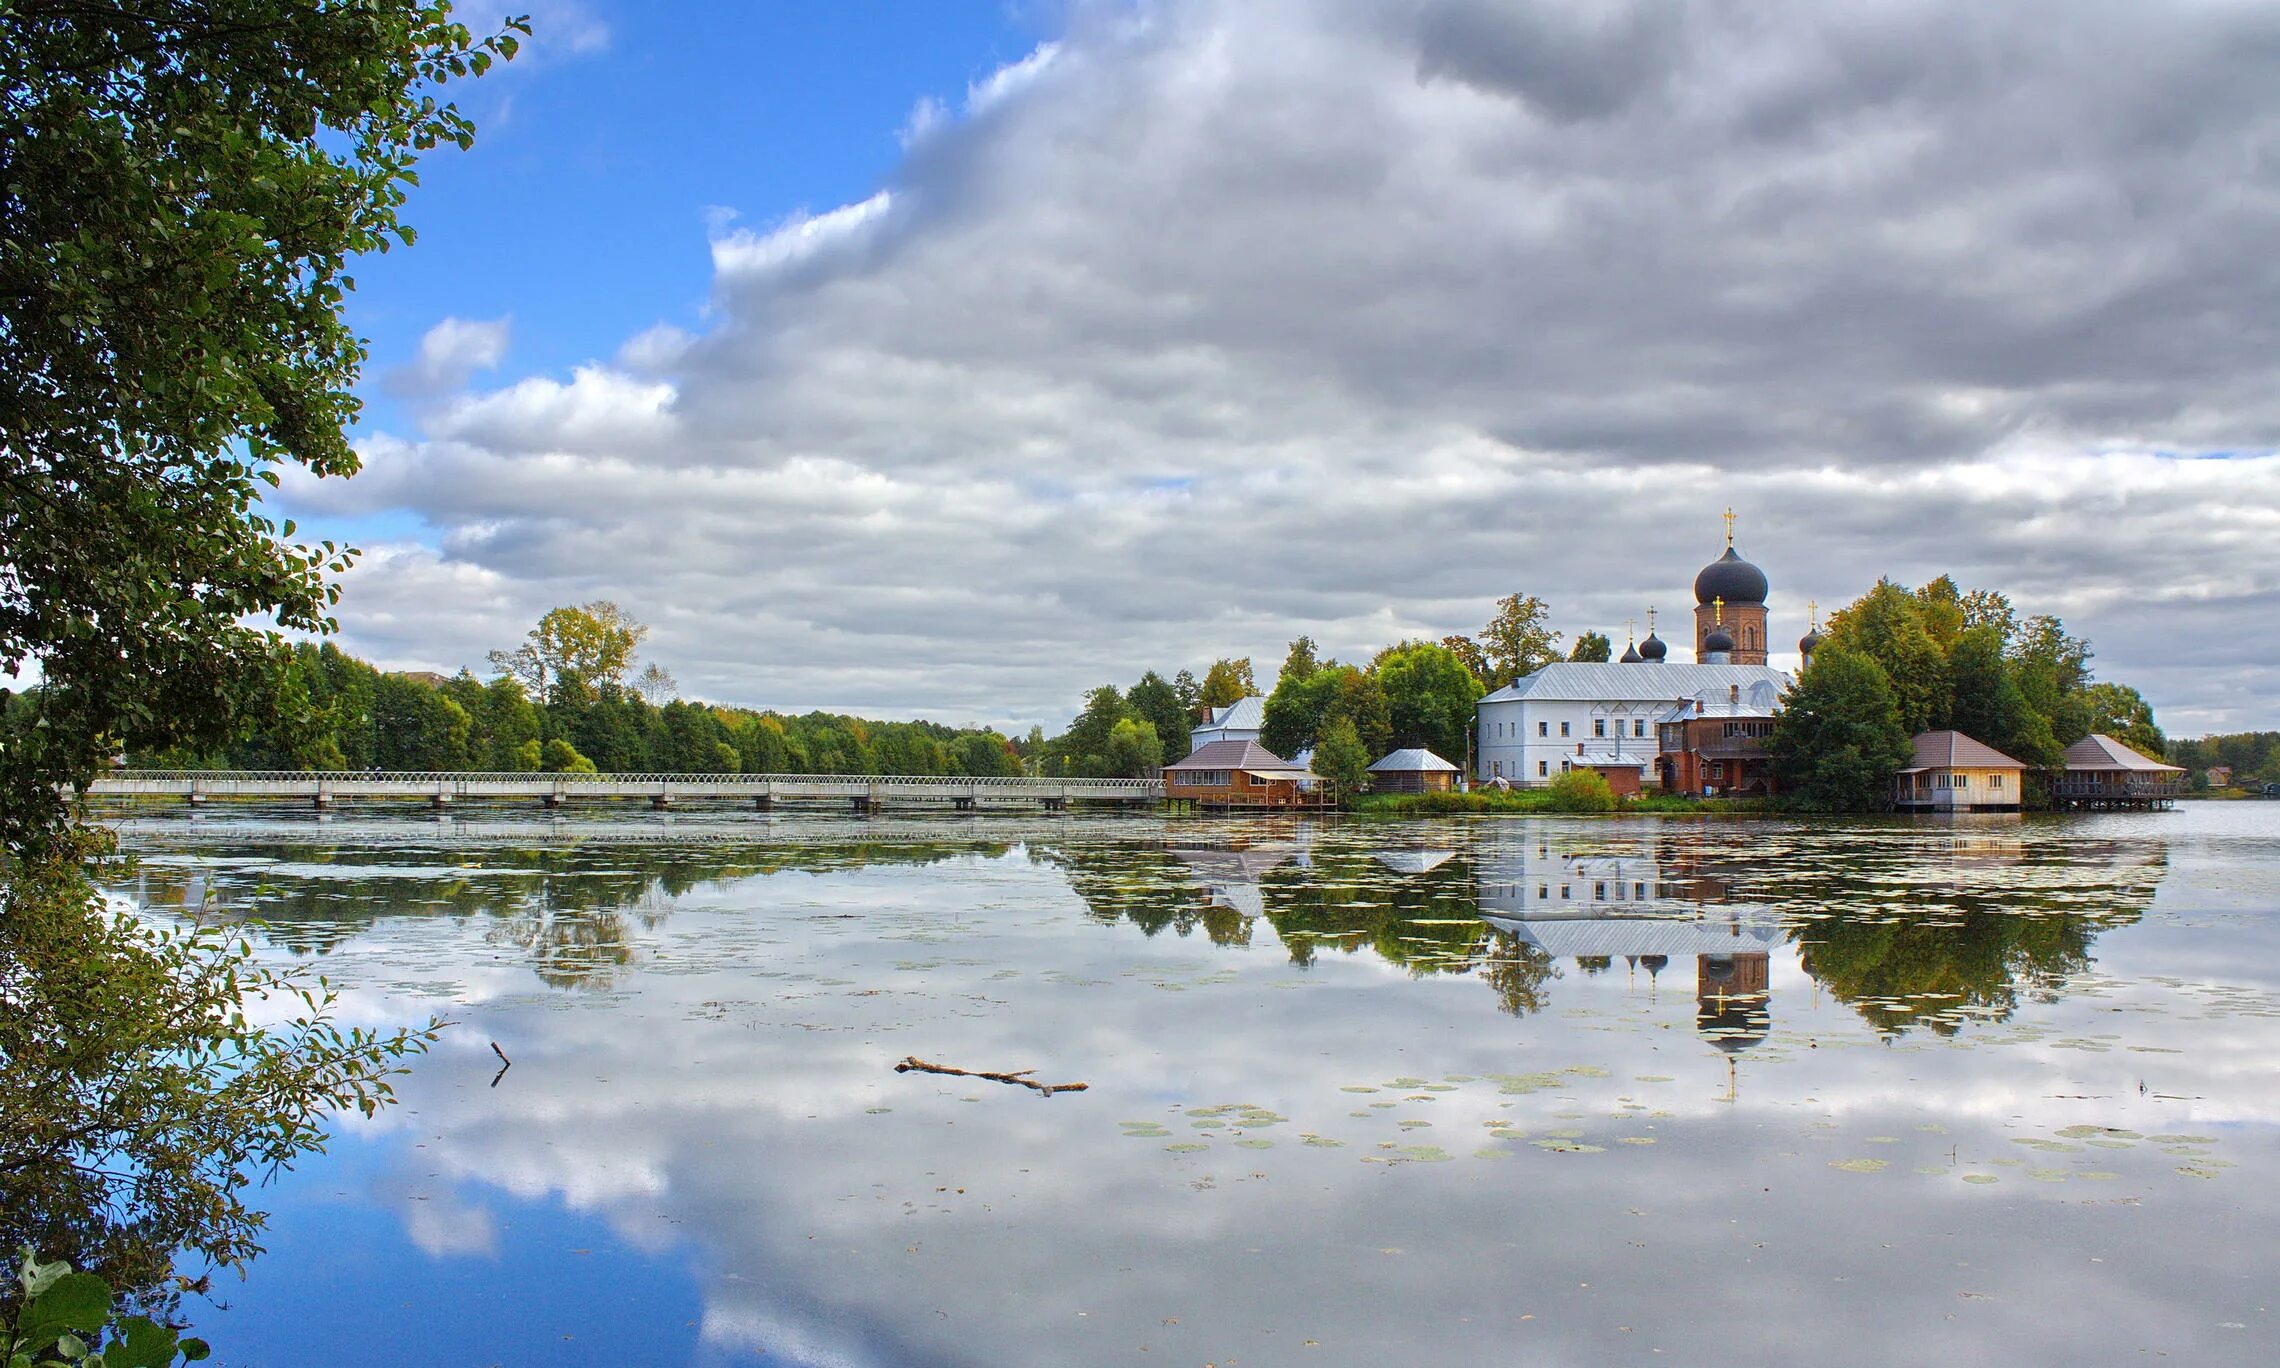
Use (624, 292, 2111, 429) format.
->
(91, 809, 2280, 1368)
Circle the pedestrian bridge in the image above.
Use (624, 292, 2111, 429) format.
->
(86, 770, 1162, 813)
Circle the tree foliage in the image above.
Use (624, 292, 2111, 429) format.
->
(1768, 647, 1915, 811)
(1373, 641, 1482, 765)
(1311, 717, 1368, 795)
(488, 602, 648, 706)
(0, 0, 523, 852)
(1197, 658, 1256, 710)
(1479, 593, 1562, 686)
(1567, 630, 1612, 663)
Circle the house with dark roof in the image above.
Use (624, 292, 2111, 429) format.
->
(1162, 739, 1324, 808)
(2055, 733, 2186, 809)
(1893, 731, 2026, 812)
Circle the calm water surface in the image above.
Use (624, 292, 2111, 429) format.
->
(103, 804, 2280, 1366)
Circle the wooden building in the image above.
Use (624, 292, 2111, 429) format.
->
(2055, 734, 2186, 810)
(1163, 740, 1326, 809)
(1366, 747, 1460, 794)
(1893, 731, 2025, 812)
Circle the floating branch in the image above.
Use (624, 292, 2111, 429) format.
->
(893, 1056, 1088, 1096)
(490, 1040, 512, 1089)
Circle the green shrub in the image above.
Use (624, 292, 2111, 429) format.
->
(1544, 768, 1618, 813)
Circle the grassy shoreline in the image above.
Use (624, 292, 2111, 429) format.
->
(1348, 791, 1782, 817)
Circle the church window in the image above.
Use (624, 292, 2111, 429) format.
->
(1594, 718, 1606, 738)
(1594, 881, 1606, 899)
(1634, 720, 1646, 738)
(1538, 721, 1548, 737)
(1538, 761, 1548, 777)
(1560, 721, 1570, 737)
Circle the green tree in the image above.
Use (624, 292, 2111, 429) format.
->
(539, 738, 597, 774)
(1438, 634, 1490, 685)
(1480, 594, 1562, 686)
(1198, 658, 1256, 710)
(1567, 630, 1613, 663)
(1947, 626, 2060, 769)
(1311, 716, 1369, 796)
(1126, 671, 1192, 762)
(2077, 682, 2165, 759)
(1823, 579, 1949, 734)
(1102, 718, 1164, 778)
(1274, 636, 1320, 690)
(489, 602, 648, 705)
(1768, 647, 1915, 811)
(0, 1, 522, 849)
(1053, 686, 1130, 776)
(1171, 669, 1203, 717)
(1374, 641, 1482, 765)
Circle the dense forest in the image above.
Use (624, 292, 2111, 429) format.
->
(2168, 732, 2280, 787)
(130, 638, 1026, 778)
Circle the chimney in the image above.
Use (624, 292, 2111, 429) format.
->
(1730, 684, 1741, 708)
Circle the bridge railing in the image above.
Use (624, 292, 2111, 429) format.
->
(91, 769, 1160, 794)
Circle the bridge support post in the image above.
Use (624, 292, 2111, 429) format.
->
(651, 795, 673, 812)
(185, 791, 205, 808)
(543, 792, 564, 810)
(312, 792, 331, 811)
(753, 794, 773, 812)
(954, 797, 974, 813)
(850, 795, 876, 816)
(430, 794, 452, 810)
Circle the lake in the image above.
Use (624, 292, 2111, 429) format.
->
(101, 803, 2280, 1367)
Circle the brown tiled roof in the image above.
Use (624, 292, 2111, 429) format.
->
(2062, 733, 2183, 773)
(1900, 730, 2026, 773)
(1164, 739, 1304, 772)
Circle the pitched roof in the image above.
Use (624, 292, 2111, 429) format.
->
(2063, 733, 2183, 773)
(1480, 662, 1790, 705)
(1901, 730, 2027, 772)
(1195, 695, 1266, 732)
(1368, 747, 1458, 773)
(1164, 738, 1304, 772)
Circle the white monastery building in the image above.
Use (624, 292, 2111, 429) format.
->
(1475, 522, 1795, 788)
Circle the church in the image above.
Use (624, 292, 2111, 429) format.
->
(1474, 519, 1795, 792)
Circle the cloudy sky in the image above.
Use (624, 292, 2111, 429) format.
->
(289, 0, 2280, 735)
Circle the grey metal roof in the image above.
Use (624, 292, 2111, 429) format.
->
(2062, 733, 2183, 773)
(1165, 739, 1304, 772)
(1482, 910, 1787, 958)
(1480, 662, 1790, 705)
(1197, 696, 1266, 731)
(1368, 747, 1459, 773)
(1900, 730, 2027, 772)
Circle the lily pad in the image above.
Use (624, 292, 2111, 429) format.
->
(1829, 1158, 1888, 1174)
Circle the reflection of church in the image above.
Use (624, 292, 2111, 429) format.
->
(1475, 840, 1778, 1055)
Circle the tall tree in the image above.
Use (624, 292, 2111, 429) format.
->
(1947, 626, 2060, 769)
(1103, 718, 1164, 778)
(1126, 671, 1192, 762)
(490, 602, 649, 705)
(1171, 669, 1203, 717)
(1312, 717, 1369, 797)
(2077, 683, 2165, 759)
(0, 3, 523, 847)
(1824, 579, 1949, 734)
(1198, 658, 1257, 710)
(1275, 636, 1320, 690)
(0, 0, 517, 1303)
(1374, 641, 1483, 765)
(1480, 594, 1562, 686)
(1438, 634, 1490, 685)
(634, 662, 678, 705)
(1768, 648, 1914, 811)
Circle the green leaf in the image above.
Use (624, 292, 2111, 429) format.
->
(23, 1271, 112, 1337)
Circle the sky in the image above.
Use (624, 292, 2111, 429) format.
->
(283, 0, 2280, 737)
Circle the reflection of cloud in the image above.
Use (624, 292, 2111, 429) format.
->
(398, 1190, 498, 1260)
(112, 815, 2280, 1365)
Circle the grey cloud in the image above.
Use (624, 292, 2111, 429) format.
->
(308, 0, 2280, 731)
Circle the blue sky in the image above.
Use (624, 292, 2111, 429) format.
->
(349, 3, 1049, 437)
(289, 0, 2280, 734)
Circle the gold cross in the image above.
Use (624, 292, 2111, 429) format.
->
(1722, 507, 1736, 545)
(1647, 606, 1657, 631)
(1807, 598, 1818, 629)
(1713, 595, 1725, 624)
(1625, 617, 1636, 643)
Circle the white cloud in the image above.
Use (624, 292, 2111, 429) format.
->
(306, 0, 2280, 732)
(387, 316, 512, 397)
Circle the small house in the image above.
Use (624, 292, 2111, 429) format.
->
(1366, 747, 1460, 794)
(1893, 731, 2025, 812)
(2056, 734, 2187, 809)
(1163, 739, 1320, 808)
(2207, 765, 2234, 788)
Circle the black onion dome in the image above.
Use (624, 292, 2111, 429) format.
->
(1693, 546, 1769, 606)
(1638, 632, 1667, 661)
(1798, 628, 1823, 656)
(1619, 641, 1642, 663)
(1703, 623, 1735, 654)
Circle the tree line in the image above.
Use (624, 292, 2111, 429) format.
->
(2166, 732, 2280, 788)
(1039, 592, 1595, 790)
(132, 603, 1026, 779)
(1770, 576, 2167, 809)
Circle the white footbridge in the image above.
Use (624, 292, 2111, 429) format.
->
(86, 770, 1162, 814)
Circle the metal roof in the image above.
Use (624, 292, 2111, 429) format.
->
(2062, 733, 2183, 773)
(1368, 747, 1459, 773)
(1480, 662, 1790, 705)
(1196, 696, 1266, 732)
(1482, 910, 1787, 958)
(1899, 730, 2027, 772)
(1165, 739, 1304, 772)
